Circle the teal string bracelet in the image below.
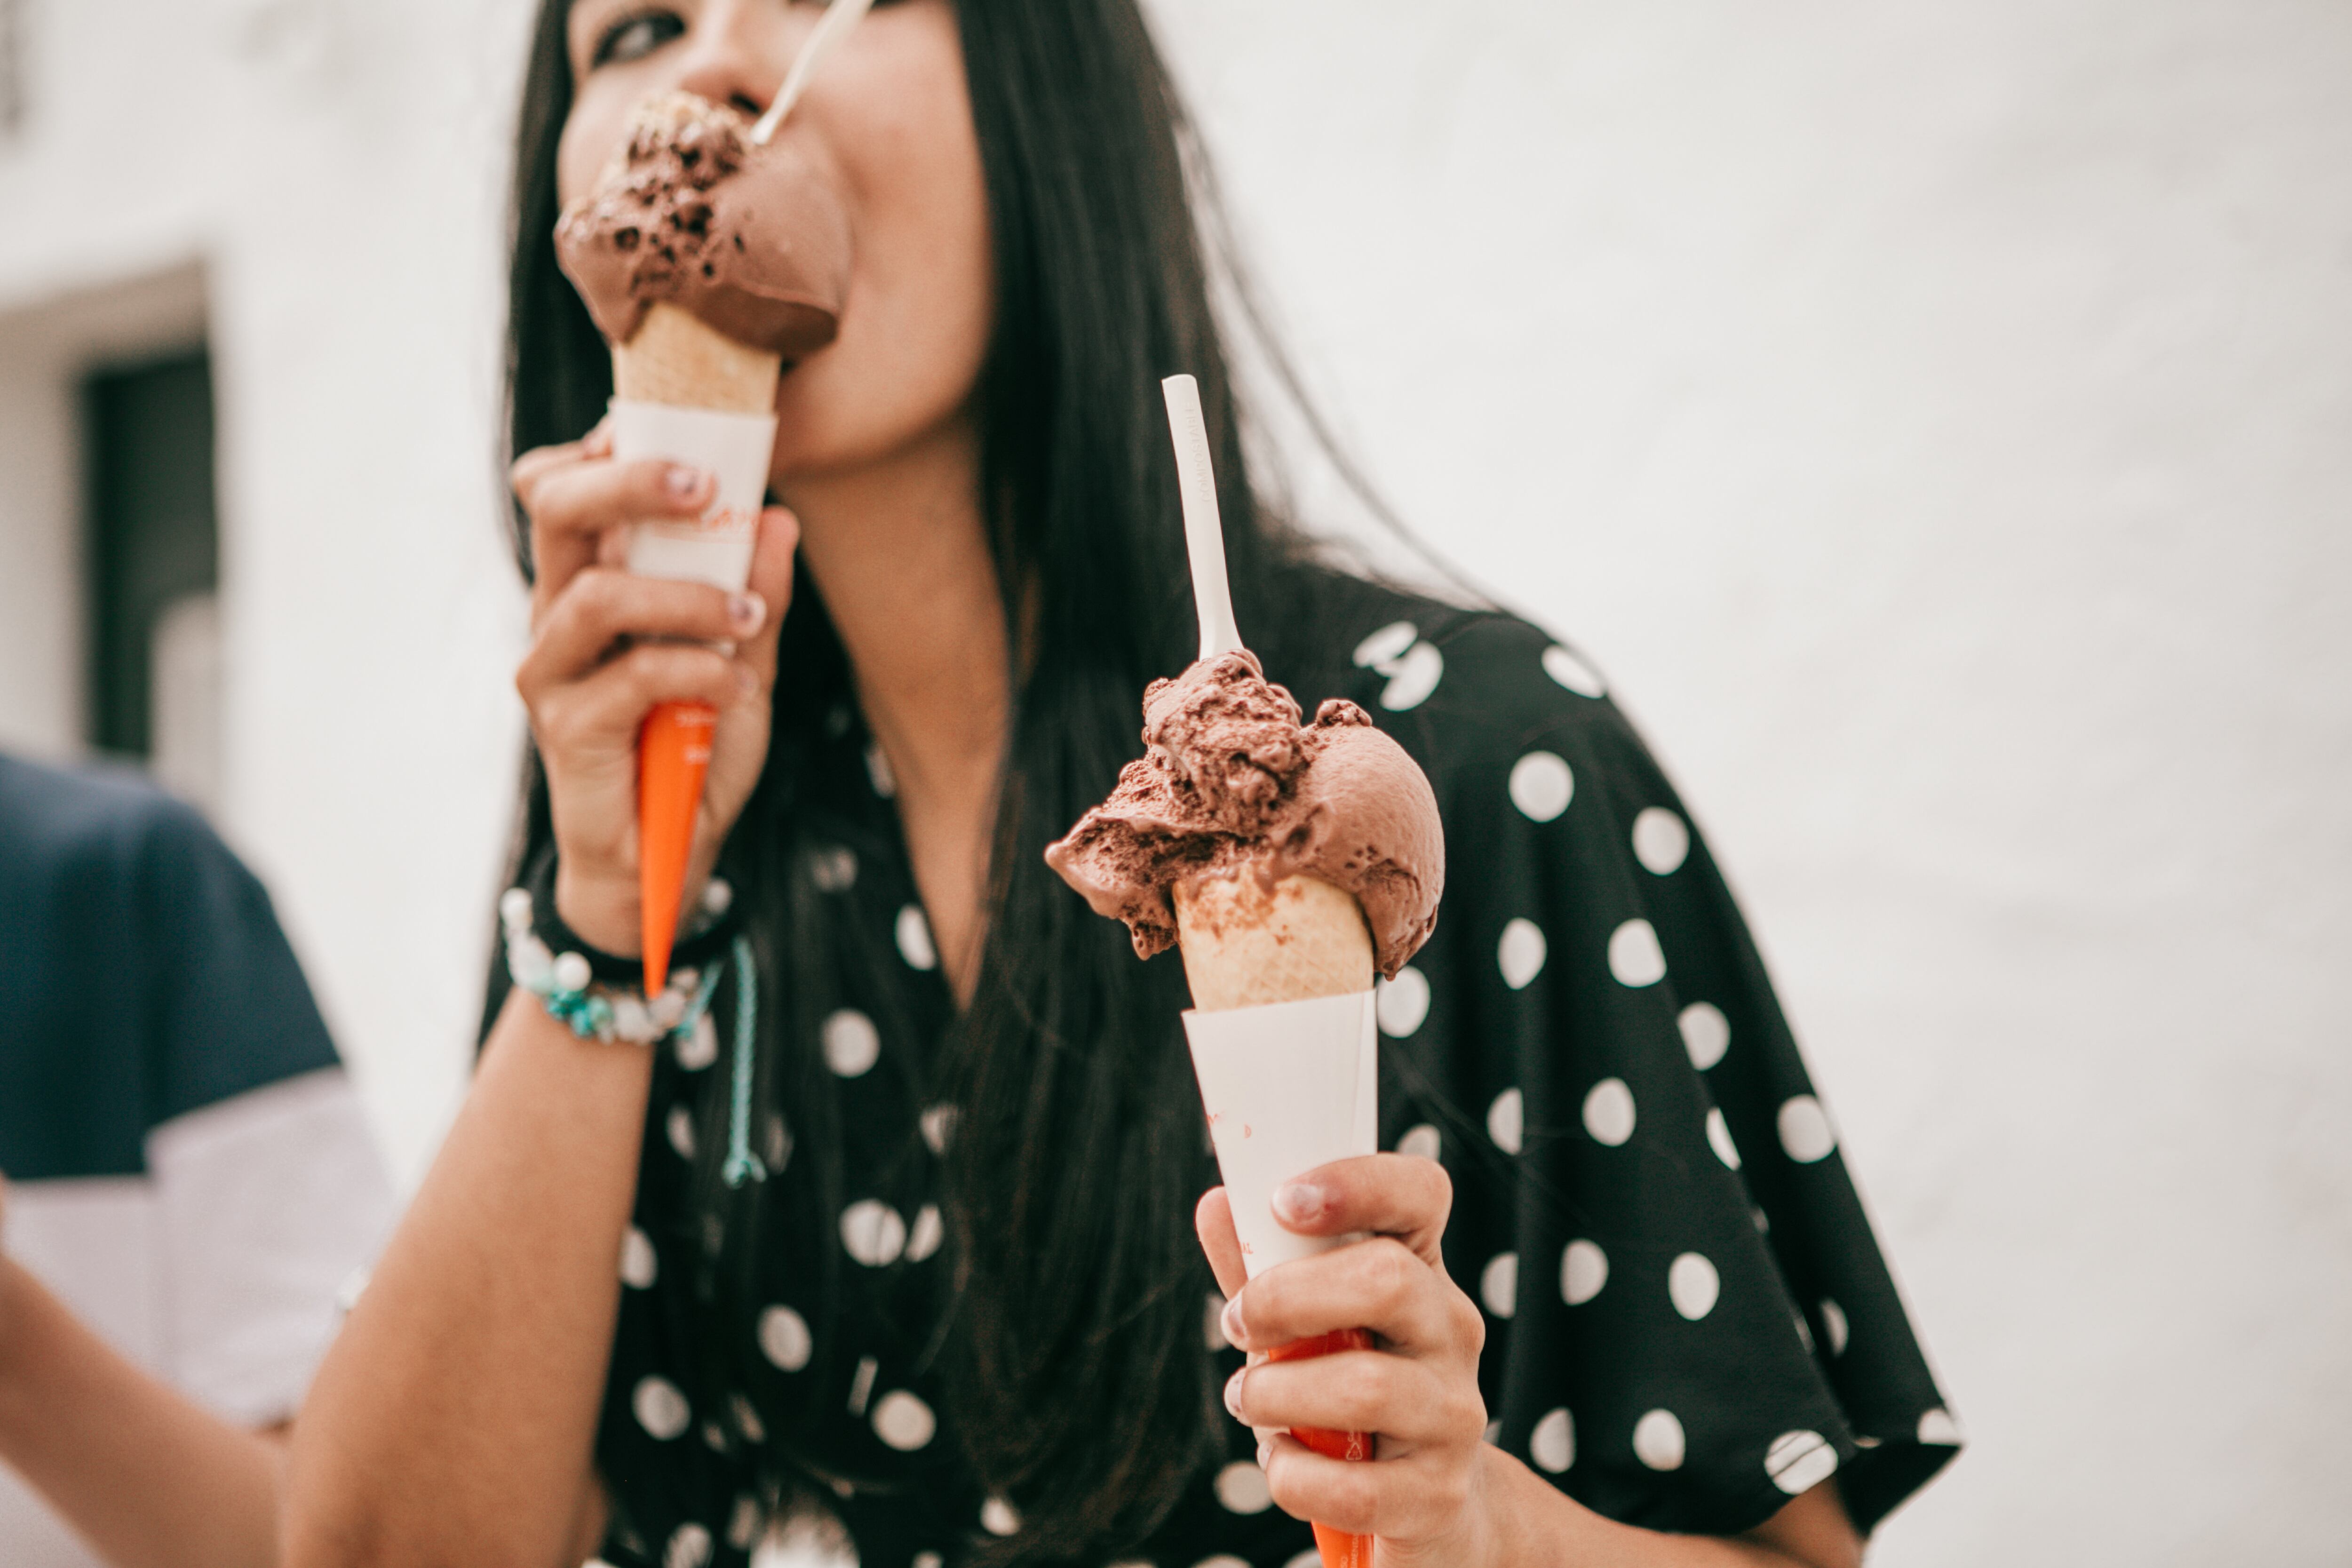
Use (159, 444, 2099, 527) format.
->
(721, 934, 765, 1189)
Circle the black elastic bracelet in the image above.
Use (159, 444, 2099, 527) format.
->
(521, 846, 741, 987)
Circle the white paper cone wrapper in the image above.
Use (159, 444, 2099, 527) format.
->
(610, 398, 779, 592)
(1184, 990, 1378, 1280)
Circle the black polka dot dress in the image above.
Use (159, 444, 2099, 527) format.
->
(590, 605, 1959, 1568)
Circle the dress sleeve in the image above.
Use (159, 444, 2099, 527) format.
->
(1370, 615, 1959, 1537)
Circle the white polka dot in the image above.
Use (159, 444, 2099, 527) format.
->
(1633, 1409, 1685, 1471)
(1679, 1003, 1730, 1070)
(1379, 642, 1445, 711)
(1215, 1458, 1273, 1513)
(1397, 1122, 1441, 1162)
(1542, 645, 1607, 699)
(1194, 1559, 1252, 1568)
(1777, 1096, 1837, 1163)
(895, 905, 937, 970)
(1480, 1252, 1519, 1318)
(664, 1522, 712, 1568)
(1561, 1239, 1609, 1305)
(865, 742, 896, 798)
(906, 1203, 943, 1262)
(980, 1496, 1021, 1536)
(1351, 621, 1418, 668)
(872, 1390, 937, 1451)
(1669, 1253, 1721, 1321)
(821, 1009, 881, 1077)
(620, 1226, 659, 1289)
(1531, 1407, 1575, 1473)
(667, 1104, 697, 1159)
(1498, 919, 1547, 989)
(1794, 1310, 1815, 1354)
(920, 1104, 957, 1155)
(912, 1556, 943, 1568)
(1631, 808, 1690, 875)
(1766, 1430, 1839, 1494)
(1707, 1107, 1741, 1170)
(765, 1114, 794, 1173)
(731, 1393, 764, 1444)
(1508, 752, 1574, 822)
(726, 1493, 762, 1550)
(758, 1305, 811, 1372)
(634, 1376, 691, 1441)
(1486, 1088, 1524, 1154)
(841, 1200, 907, 1266)
(1582, 1078, 1636, 1146)
(1607, 918, 1667, 987)
(1282, 1554, 1321, 1568)
(1375, 967, 1431, 1036)
(1918, 1408, 1963, 1446)
(1205, 1292, 1230, 1351)
(675, 1012, 719, 1071)
(1820, 1298, 1849, 1357)
(809, 844, 858, 892)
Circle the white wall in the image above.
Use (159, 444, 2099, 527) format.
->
(1, 1, 2347, 1563)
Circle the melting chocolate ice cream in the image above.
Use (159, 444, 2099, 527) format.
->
(1046, 651, 1444, 976)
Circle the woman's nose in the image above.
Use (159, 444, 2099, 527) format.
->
(672, 1, 811, 120)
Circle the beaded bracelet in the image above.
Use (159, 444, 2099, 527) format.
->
(498, 888, 768, 1190)
(499, 884, 719, 1045)
(518, 848, 739, 988)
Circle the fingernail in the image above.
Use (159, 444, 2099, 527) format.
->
(1255, 1436, 1273, 1469)
(1272, 1181, 1325, 1226)
(1223, 1368, 1246, 1421)
(727, 591, 766, 634)
(1221, 1296, 1246, 1349)
(666, 465, 710, 501)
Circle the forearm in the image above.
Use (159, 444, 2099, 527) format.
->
(283, 992, 652, 1568)
(0, 1258, 283, 1568)
(1473, 1446, 1861, 1568)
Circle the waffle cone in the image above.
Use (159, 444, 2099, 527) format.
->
(612, 302, 781, 411)
(1174, 872, 1373, 1012)
(1176, 872, 1379, 1568)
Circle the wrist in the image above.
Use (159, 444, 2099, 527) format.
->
(552, 862, 642, 957)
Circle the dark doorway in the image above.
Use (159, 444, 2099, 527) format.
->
(82, 350, 219, 764)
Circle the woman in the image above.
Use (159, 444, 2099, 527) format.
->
(285, 2, 1957, 1565)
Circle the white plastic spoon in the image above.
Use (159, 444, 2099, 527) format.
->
(1161, 374, 1245, 662)
(749, 0, 876, 145)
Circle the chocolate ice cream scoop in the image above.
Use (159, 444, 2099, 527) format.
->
(1046, 650, 1445, 977)
(556, 91, 851, 358)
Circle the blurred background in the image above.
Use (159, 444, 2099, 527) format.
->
(1, 0, 2346, 1562)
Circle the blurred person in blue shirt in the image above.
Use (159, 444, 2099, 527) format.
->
(0, 752, 395, 1568)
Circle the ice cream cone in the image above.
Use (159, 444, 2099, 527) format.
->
(1173, 872, 1372, 1009)
(607, 302, 781, 993)
(1177, 872, 1377, 1568)
(614, 301, 781, 412)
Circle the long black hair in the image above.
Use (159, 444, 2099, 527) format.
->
(500, 1, 1415, 1560)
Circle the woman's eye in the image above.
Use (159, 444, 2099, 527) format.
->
(591, 10, 684, 70)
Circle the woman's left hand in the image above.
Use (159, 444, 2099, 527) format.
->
(1196, 1154, 1496, 1567)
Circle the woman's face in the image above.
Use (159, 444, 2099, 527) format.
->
(558, 0, 993, 482)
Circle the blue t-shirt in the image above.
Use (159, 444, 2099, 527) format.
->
(0, 753, 341, 1177)
(0, 753, 395, 1568)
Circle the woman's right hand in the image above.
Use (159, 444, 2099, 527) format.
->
(509, 422, 799, 956)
